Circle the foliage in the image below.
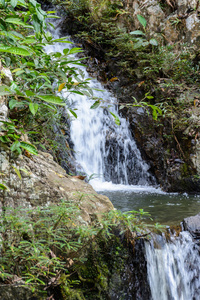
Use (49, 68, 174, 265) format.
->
(0, 0, 95, 155)
(0, 199, 158, 296)
(0, 120, 38, 154)
(120, 93, 162, 121)
(129, 15, 158, 50)
(0, 183, 9, 190)
(64, 0, 199, 96)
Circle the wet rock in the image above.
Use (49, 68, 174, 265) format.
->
(183, 213, 200, 239)
(0, 284, 35, 300)
(191, 140, 200, 174)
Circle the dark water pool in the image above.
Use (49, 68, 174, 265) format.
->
(99, 190, 200, 225)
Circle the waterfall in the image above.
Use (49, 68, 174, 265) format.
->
(145, 231, 200, 300)
(68, 79, 154, 186)
(45, 20, 154, 189)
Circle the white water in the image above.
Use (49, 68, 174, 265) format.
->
(45, 22, 155, 191)
(145, 231, 200, 300)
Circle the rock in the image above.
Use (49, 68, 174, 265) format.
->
(0, 94, 9, 125)
(183, 213, 200, 239)
(177, 0, 198, 15)
(0, 151, 114, 224)
(120, 0, 200, 48)
(191, 139, 200, 174)
(174, 158, 184, 164)
(1, 67, 13, 85)
(0, 284, 34, 300)
(185, 13, 200, 47)
(0, 103, 8, 124)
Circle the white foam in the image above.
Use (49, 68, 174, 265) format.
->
(90, 180, 166, 194)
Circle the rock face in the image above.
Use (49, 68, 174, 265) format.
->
(0, 148, 113, 224)
(108, 237, 151, 300)
(183, 213, 200, 239)
(122, 0, 200, 49)
(0, 282, 34, 300)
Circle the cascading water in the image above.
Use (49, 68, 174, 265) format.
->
(145, 231, 200, 300)
(68, 78, 155, 187)
(45, 20, 154, 189)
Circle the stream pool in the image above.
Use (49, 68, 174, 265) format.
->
(96, 185, 200, 225)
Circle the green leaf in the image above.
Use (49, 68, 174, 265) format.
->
(47, 15, 60, 19)
(25, 90, 36, 97)
(82, 90, 91, 97)
(20, 38, 37, 44)
(63, 48, 69, 55)
(20, 168, 31, 176)
(137, 15, 147, 28)
(32, 15, 41, 33)
(29, 103, 38, 116)
(12, 166, 22, 180)
(90, 100, 100, 109)
(40, 103, 56, 111)
(69, 109, 77, 118)
(129, 30, 145, 35)
(36, 95, 66, 106)
(69, 48, 83, 54)
(5, 18, 33, 28)
(109, 112, 121, 126)
(10, 0, 18, 7)
(149, 38, 158, 46)
(10, 141, 21, 152)
(0, 183, 9, 191)
(0, 85, 12, 96)
(0, 136, 10, 143)
(20, 142, 38, 155)
(9, 99, 19, 109)
(15, 70, 25, 76)
(0, 46, 31, 56)
(132, 40, 144, 50)
(151, 108, 157, 120)
(18, 0, 27, 7)
(52, 38, 72, 43)
(70, 91, 84, 96)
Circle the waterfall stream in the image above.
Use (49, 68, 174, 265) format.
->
(47, 30, 154, 189)
(45, 17, 200, 300)
(145, 231, 200, 300)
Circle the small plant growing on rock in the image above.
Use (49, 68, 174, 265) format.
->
(129, 15, 159, 50)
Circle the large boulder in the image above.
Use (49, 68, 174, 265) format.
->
(0, 150, 114, 224)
